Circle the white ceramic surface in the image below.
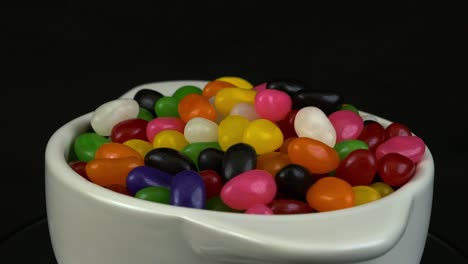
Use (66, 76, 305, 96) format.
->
(45, 80, 434, 264)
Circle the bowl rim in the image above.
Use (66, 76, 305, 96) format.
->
(45, 79, 435, 220)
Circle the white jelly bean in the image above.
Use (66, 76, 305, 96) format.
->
(229, 102, 260, 121)
(294, 106, 337, 147)
(184, 117, 219, 143)
(91, 98, 139, 136)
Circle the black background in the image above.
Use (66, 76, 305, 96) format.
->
(1, 5, 466, 264)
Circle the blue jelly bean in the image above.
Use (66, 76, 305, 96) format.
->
(170, 170, 206, 209)
(126, 165, 172, 195)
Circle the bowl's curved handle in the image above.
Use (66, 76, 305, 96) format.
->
(181, 192, 413, 264)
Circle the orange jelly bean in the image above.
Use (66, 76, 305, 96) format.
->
(256, 152, 291, 176)
(202, 80, 235, 98)
(95, 142, 143, 160)
(306, 176, 354, 212)
(287, 137, 340, 174)
(178, 94, 216, 123)
(86, 156, 144, 187)
(279, 137, 297, 153)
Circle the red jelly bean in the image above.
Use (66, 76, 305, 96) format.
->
(384, 122, 412, 140)
(276, 109, 298, 139)
(111, 118, 149, 143)
(69, 161, 90, 181)
(378, 153, 416, 188)
(268, 199, 314, 214)
(358, 121, 386, 153)
(334, 149, 377, 186)
(199, 170, 223, 199)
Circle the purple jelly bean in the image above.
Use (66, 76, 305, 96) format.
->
(126, 165, 172, 195)
(170, 170, 206, 209)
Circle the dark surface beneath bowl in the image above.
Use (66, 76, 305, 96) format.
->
(0, 217, 466, 264)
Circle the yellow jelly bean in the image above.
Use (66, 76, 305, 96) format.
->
(370, 182, 394, 197)
(216, 76, 253, 89)
(152, 130, 189, 151)
(123, 139, 153, 158)
(242, 119, 284, 155)
(218, 115, 250, 151)
(214, 87, 256, 116)
(352, 185, 382, 206)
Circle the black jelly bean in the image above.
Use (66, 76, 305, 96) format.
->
(292, 90, 343, 115)
(144, 147, 197, 175)
(266, 79, 310, 96)
(275, 164, 315, 201)
(133, 88, 164, 116)
(198, 148, 225, 175)
(222, 143, 257, 183)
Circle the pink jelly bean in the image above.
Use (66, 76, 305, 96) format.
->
(245, 204, 273, 215)
(375, 135, 426, 163)
(253, 82, 267, 92)
(254, 89, 292, 122)
(146, 117, 185, 142)
(328, 110, 364, 143)
(220, 169, 277, 210)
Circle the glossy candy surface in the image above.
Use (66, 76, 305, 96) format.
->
(358, 121, 386, 153)
(144, 148, 197, 175)
(254, 89, 292, 121)
(73, 132, 111, 162)
(288, 137, 340, 174)
(328, 110, 364, 143)
(378, 153, 416, 188)
(126, 165, 172, 195)
(218, 115, 250, 151)
(222, 143, 257, 182)
(242, 119, 283, 155)
(178, 94, 216, 123)
(334, 149, 377, 186)
(91, 99, 140, 136)
(245, 204, 273, 215)
(375, 136, 425, 163)
(146, 117, 185, 143)
(152, 130, 188, 150)
(256, 152, 290, 177)
(306, 177, 354, 212)
(135, 186, 171, 204)
(184, 117, 218, 143)
(268, 199, 314, 214)
(275, 164, 314, 200)
(352, 186, 382, 206)
(214, 87, 256, 116)
(111, 118, 148, 143)
(170, 170, 206, 209)
(197, 148, 224, 175)
(199, 170, 223, 199)
(133, 89, 164, 116)
(294, 106, 336, 147)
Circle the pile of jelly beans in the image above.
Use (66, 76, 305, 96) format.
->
(68, 76, 426, 215)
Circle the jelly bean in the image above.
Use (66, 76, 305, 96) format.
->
(328, 110, 364, 143)
(73, 132, 111, 162)
(229, 102, 260, 121)
(384, 122, 412, 140)
(205, 195, 238, 212)
(146, 117, 185, 143)
(266, 79, 309, 95)
(91, 98, 140, 136)
(218, 115, 250, 151)
(334, 139, 369, 160)
(254, 89, 292, 121)
(275, 164, 315, 200)
(216, 76, 253, 89)
(144, 147, 197, 175)
(222, 143, 257, 182)
(294, 106, 336, 147)
(277, 109, 299, 139)
(208, 96, 226, 123)
(306, 176, 354, 212)
(242, 119, 284, 155)
(288, 137, 340, 174)
(184, 117, 218, 143)
(137, 107, 154, 121)
(95, 142, 143, 160)
(267, 199, 314, 214)
(279, 137, 297, 153)
(86, 156, 144, 187)
(370, 182, 394, 197)
(123, 139, 153, 158)
(202, 80, 235, 98)
(105, 184, 131, 195)
(375, 135, 425, 163)
(352, 186, 382, 206)
(152, 130, 189, 151)
(133, 88, 164, 116)
(378, 153, 416, 188)
(245, 204, 273, 215)
(358, 121, 386, 153)
(181, 142, 221, 168)
(111, 118, 148, 143)
(214, 87, 257, 116)
(339, 103, 359, 114)
(198, 148, 224, 175)
(334, 149, 377, 186)
(199, 170, 223, 199)
(253, 82, 267, 92)
(69, 161, 89, 181)
(170, 170, 206, 209)
(154, 96, 180, 117)
(172, 85, 203, 101)
(292, 90, 343, 115)
(178, 94, 217, 123)
(220, 169, 277, 210)
(126, 165, 172, 195)
(135, 186, 171, 204)
(256, 152, 290, 177)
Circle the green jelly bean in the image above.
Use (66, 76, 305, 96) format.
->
(138, 107, 154, 121)
(155, 96, 180, 117)
(73, 132, 111, 162)
(205, 195, 240, 212)
(135, 186, 171, 204)
(181, 142, 222, 168)
(334, 139, 369, 160)
(339, 103, 359, 114)
(172, 85, 203, 101)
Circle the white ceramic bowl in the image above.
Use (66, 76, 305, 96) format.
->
(45, 80, 434, 264)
